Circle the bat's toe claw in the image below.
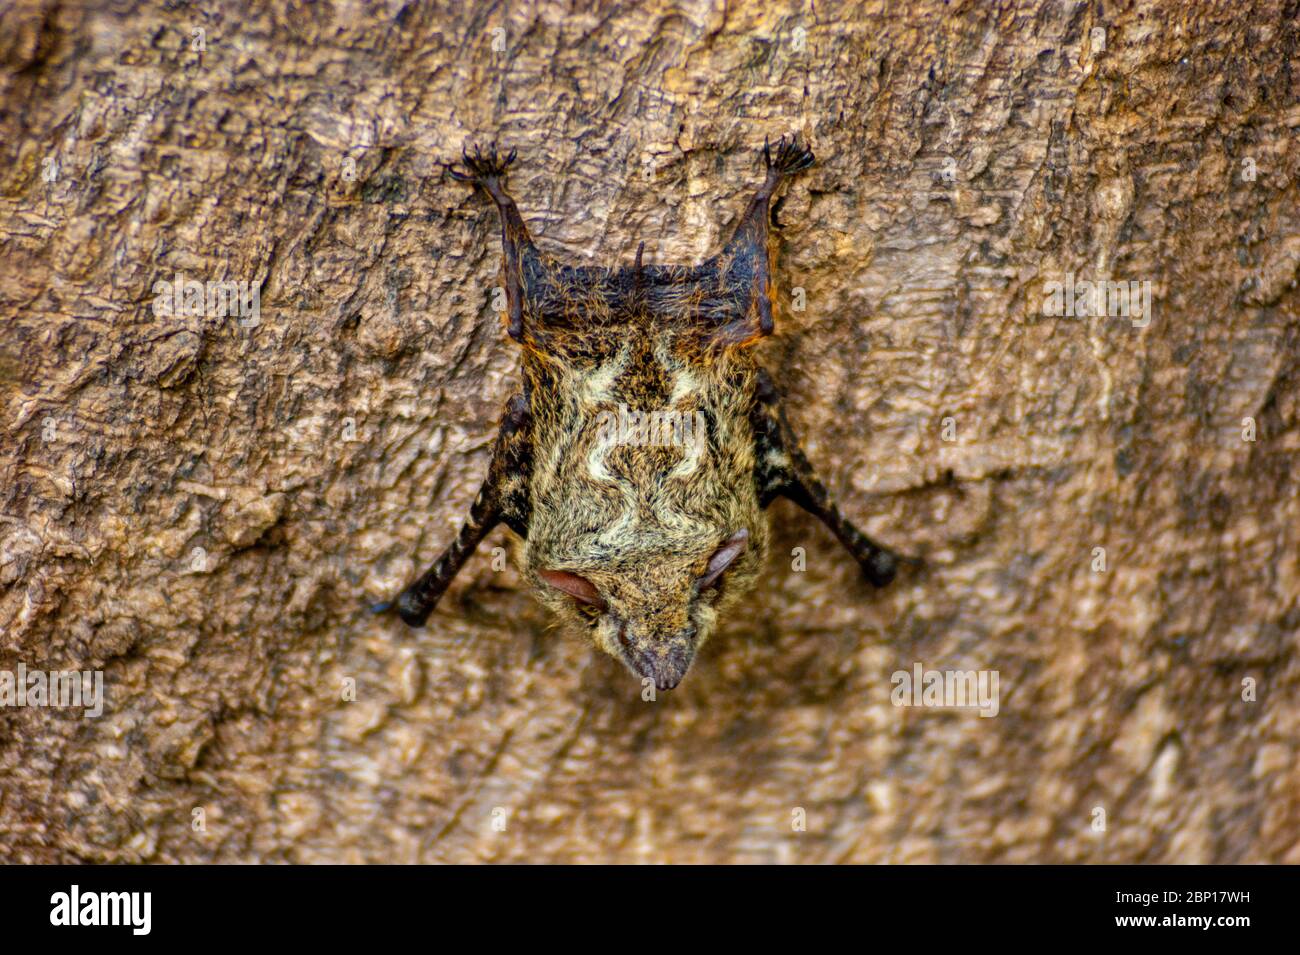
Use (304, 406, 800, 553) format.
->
(760, 133, 815, 181)
(451, 139, 518, 185)
(778, 135, 815, 174)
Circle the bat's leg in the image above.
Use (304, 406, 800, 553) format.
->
(713, 134, 816, 346)
(750, 368, 900, 587)
(374, 394, 533, 626)
(447, 143, 536, 342)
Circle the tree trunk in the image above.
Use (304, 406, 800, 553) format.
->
(1, 0, 1297, 863)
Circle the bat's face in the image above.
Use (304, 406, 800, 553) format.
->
(526, 519, 767, 691)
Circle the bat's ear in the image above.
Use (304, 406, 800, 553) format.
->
(537, 569, 608, 611)
(695, 529, 749, 591)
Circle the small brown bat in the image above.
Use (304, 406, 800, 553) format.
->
(375, 135, 900, 690)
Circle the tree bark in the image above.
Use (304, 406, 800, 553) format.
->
(1, 0, 1297, 863)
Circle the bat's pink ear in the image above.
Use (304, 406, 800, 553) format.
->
(696, 529, 749, 591)
(537, 569, 608, 610)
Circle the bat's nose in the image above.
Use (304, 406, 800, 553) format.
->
(624, 625, 697, 691)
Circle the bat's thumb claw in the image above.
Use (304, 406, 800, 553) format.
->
(863, 550, 898, 588)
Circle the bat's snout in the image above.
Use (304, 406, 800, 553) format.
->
(619, 623, 697, 691)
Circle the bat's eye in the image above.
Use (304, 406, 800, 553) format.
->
(537, 569, 608, 613)
(697, 529, 749, 592)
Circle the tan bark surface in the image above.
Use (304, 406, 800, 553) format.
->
(1, 0, 1297, 863)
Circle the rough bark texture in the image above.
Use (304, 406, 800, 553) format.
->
(1, 0, 1298, 864)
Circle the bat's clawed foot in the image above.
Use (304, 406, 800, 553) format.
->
(447, 141, 517, 192)
(762, 133, 816, 182)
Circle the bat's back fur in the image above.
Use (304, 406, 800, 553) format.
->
(521, 259, 767, 686)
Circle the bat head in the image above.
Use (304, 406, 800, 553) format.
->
(529, 522, 766, 691)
